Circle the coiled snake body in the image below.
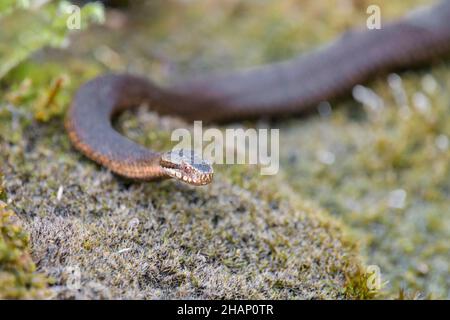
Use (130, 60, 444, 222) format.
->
(66, 1, 450, 186)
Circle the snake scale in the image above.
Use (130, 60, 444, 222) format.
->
(66, 1, 450, 186)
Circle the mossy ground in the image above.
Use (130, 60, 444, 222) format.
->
(282, 66, 450, 298)
(1, 0, 448, 299)
(0, 112, 365, 299)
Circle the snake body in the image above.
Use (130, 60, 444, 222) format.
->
(66, 1, 450, 185)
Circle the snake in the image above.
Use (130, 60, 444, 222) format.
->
(66, 1, 450, 186)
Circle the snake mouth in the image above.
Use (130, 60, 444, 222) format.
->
(162, 167, 213, 185)
(160, 149, 214, 186)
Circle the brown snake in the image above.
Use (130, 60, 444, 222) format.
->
(66, 1, 450, 186)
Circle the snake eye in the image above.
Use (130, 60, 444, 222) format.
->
(160, 149, 213, 185)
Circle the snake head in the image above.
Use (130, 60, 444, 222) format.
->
(160, 149, 213, 186)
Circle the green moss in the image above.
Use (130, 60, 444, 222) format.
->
(4, 59, 101, 122)
(0, 173, 6, 202)
(0, 199, 50, 299)
(283, 66, 450, 298)
(343, 265, 385, 300)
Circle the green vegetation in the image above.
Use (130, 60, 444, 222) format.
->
(0, 195, 50, 298)
(282, 66, 450, 298)
(0, 0, 103, 80)
(0, 0, 447, 299)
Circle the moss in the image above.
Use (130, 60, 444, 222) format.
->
(0, 173, 6, 202)
(282, 66, 450, 298)
(0, 199, 50, 299)
(343, 265, 385, 300)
